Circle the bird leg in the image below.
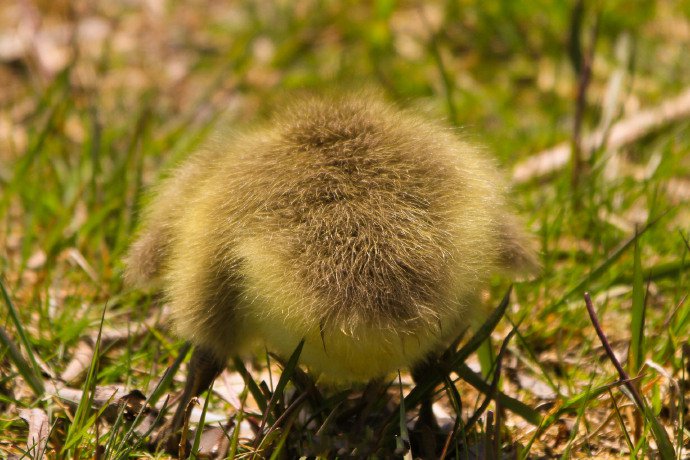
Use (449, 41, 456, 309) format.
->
(155, 345, 226, 457)
(411, 357, 441, 432)
(411, 357, 442, 458)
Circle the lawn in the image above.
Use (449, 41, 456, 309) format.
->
(1, 1, 689, 458)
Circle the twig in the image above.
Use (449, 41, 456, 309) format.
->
(583, 292, 675, 459)
(583, 293, 645, 412)
(570, 6, 599, 205)
(513, 87, 690, 183)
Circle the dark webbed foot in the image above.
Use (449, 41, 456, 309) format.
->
(153, 346, 226, 457)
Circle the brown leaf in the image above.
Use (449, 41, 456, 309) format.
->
(19, 408, 50, 459)
(60, 339, 94, 383)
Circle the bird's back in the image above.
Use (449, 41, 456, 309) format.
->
(211, 96, 504, 332)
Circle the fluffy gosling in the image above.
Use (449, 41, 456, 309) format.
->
(125, 92, 538, 452)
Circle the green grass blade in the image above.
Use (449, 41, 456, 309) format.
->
(254, 339, 304, 448)
(397, 371, 412, 459)
(642, 400, 675, 459)
(559, 378, 594, 460)
(477, 339, 495, 379)
(148, 342, 191, 406)
(0, 326, 44, 396)
(268, 421, 293, 460)
(608, 388, 634, 453)
(62, 303, 106, 454)
(103, 402, 128, 459)
(629, 233, 646, 376)
(544, 213, 663, 315)
(269, 339, 304, 416)
(228, 388, 247, 459)
(451, 286, 513, 368)
(0, 278, 44, 395)
(190, 381, 213, 458)
(613, 258, 690, 284)
(233, 357, 268, 413)
(403, 287, 512, 415)
(455, 363, 541, 426)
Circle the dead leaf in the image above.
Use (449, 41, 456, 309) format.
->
(19, 408, 50, 459)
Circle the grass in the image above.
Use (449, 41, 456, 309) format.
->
(1, 0, 689, 458)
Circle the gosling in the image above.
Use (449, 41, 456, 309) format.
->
(125, 92, 538, 450)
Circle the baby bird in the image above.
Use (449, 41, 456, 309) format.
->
(125, 92, 538, 452)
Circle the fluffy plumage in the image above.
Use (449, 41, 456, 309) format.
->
(125, 93, 538, 383)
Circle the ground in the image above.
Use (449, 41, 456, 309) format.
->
(1, 1, 689, 458)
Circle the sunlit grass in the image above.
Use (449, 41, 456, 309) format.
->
(1, 0, 689, 458)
